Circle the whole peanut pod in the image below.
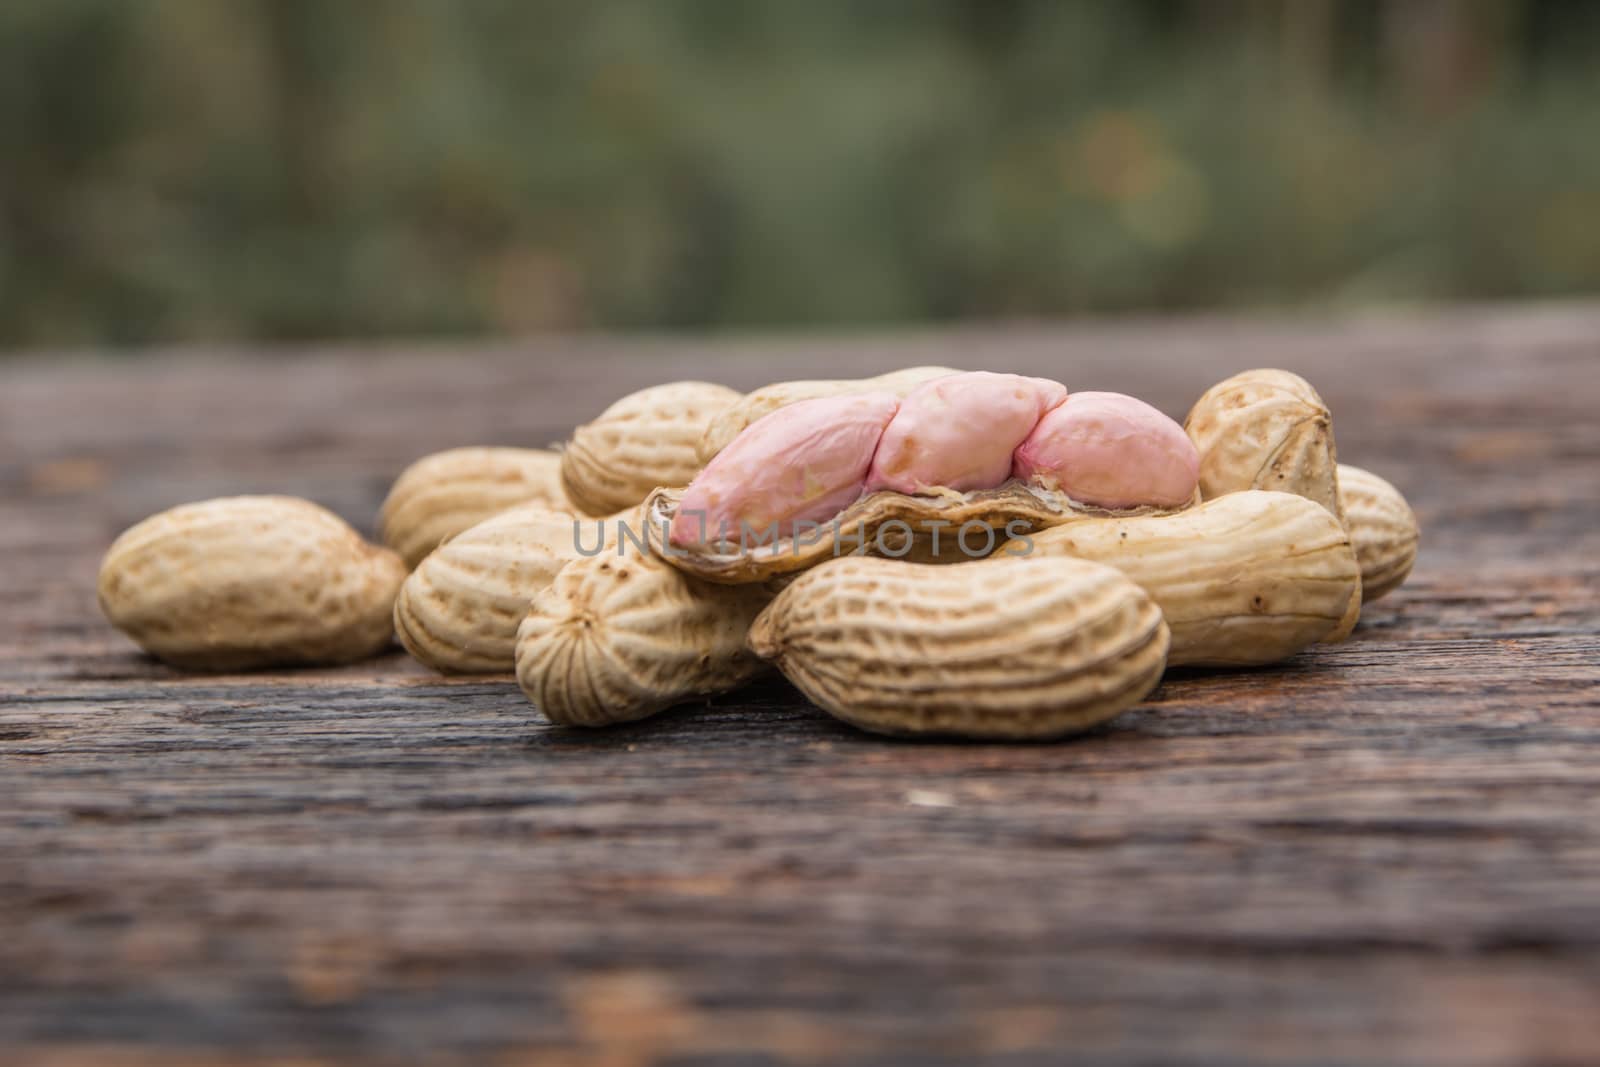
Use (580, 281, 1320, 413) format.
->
(394, 504, 607, 674)
(696, 365, 959, 463)
(1184, 369, 1343, 523)
(747, 556, 1169, 740)
(999, 491, 1361, 666)
(1338, 464, 1419, 602)
(562, 381, 742, 516)
(98, 496, 406, 671)
(515, 549, 772, 727)
(379, 447, 571, 569)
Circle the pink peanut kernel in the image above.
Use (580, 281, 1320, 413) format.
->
(1012, 391, 1199, 509)
(670, 391, 900, 545)
(866, 372, 1067, 494)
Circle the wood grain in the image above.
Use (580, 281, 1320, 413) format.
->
(3, 306, 1599, 1066)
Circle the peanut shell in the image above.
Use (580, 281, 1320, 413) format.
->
(562, 381, 742, 516)
(999, 491, 1361, 666)
(1338, 464, 1419, 602)
(747, 555, 1170, 740)
(379, 447, 571, 569)
(696, 365, 959, 463)
(1184, 369, 1343, 523)
(515, 549, 772, 727)
(394, 504, 603, 674)
(98, 496, 405, 671)
(645, 482, 1196, 585)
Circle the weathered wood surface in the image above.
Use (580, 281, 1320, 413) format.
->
(2, 307, 1598, 1066)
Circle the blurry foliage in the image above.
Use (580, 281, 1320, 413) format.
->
(2, 0, 1599, 348)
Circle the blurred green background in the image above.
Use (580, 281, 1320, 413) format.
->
(3, 0, 1599, 350)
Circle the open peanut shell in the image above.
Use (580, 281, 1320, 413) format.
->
(642, 482, 1198, 585)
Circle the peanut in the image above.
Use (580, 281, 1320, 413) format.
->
(998, 491, 1361, 666)
(394, 504, 608, 674)
(379, 447, 571, 569)
(697, 365, 959, 463)
(1184, 369, 1343, 523)
(868, 372, 1066, 493)
(746, 555, 1169, 739)
(1013, 391, 1199, 509)
(515, 548, 772, 727)
(1338, 464, 1419, 602)
(97, 496, 405, 670)
(671, 391, 901, 545)
(562, 381, 742, 517)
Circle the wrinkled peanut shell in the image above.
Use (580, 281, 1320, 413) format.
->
(748, 555, 1169, 740)
(515, 549, 773, 727)
(999, 491, 1361, 666)
(379, 447, 571, 569)
(394, 504, 601, 674)
(1185, 368, 1343, 523)
(1338, 464, 1419, 602)
(562, 380, 743, 516)
(98, 496, 405, 671)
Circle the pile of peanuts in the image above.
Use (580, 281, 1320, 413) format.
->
(99, 367, 1418, 740)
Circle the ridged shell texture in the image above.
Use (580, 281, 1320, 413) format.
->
(516, 549, 772, 727)
(1003, 491, 1361, 666)
(98, 495, 405, 670)
(1185, 368, 1343, 523)
(561, 381, 742, 516)
(394, 504, 593, 673)
(1337, 464, 1419, 602)
(747, 555, 1169, 739)
(379, 447, 570, 568)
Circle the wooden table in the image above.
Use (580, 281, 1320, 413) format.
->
(4, 307, 1598, 1066)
